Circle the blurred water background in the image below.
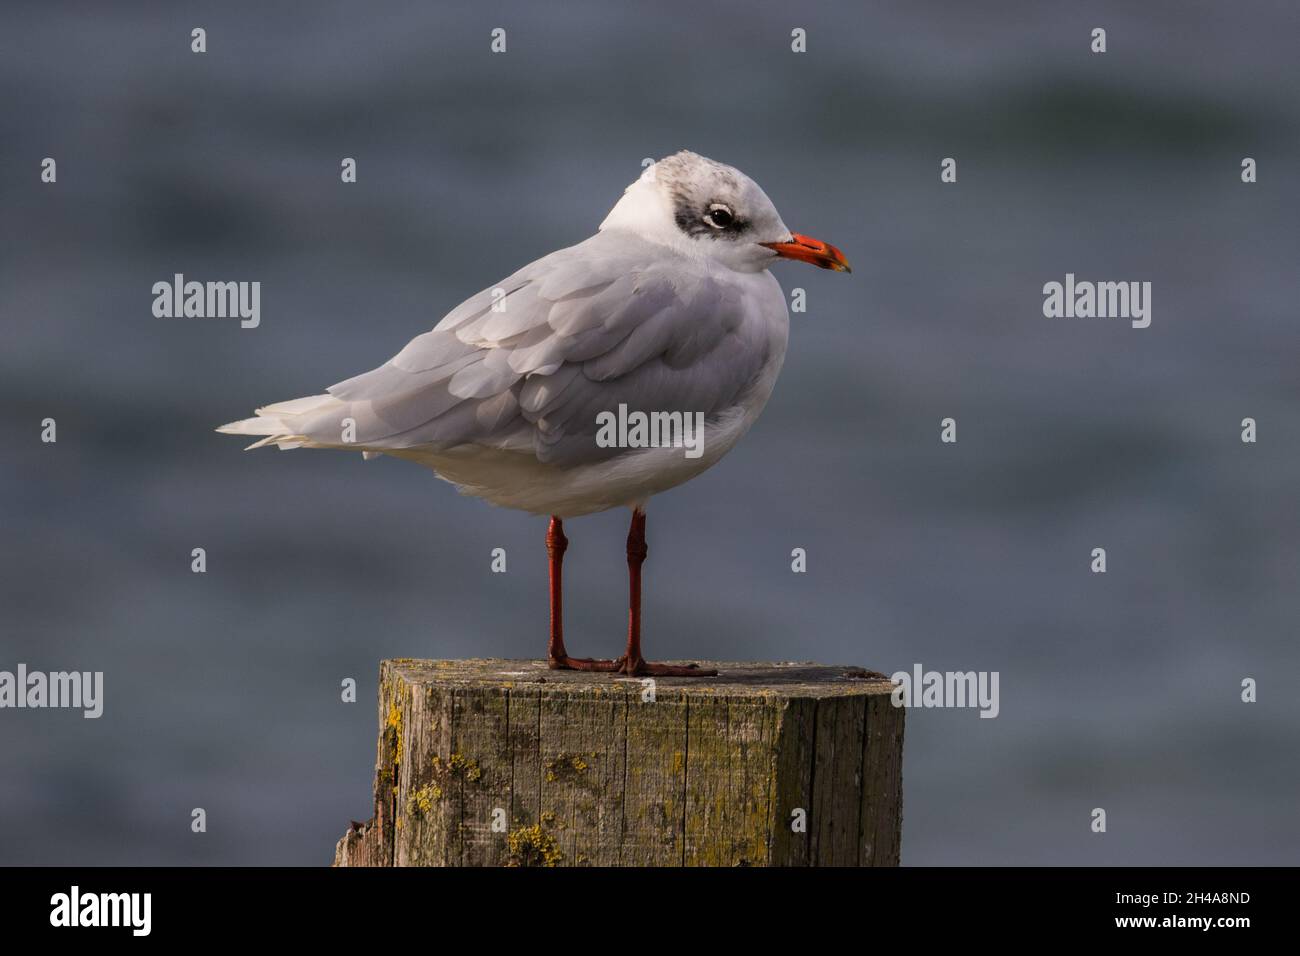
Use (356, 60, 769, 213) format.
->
(1, 0, 1297, 864)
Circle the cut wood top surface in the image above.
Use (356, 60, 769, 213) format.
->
(383, 658, 896, 699)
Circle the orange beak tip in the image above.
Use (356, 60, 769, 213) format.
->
(763, 232, 852, 274)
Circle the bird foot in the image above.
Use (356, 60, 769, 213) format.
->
(547, 655, 623, 672)
(620, 657, 718, 677)
(548, 654, 717, 677)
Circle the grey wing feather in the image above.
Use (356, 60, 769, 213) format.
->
(291, 232, 770, 467)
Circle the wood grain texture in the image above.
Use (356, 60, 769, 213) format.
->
(333, 659, 903, 867)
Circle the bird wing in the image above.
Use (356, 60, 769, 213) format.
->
(279, 231, 777, 468)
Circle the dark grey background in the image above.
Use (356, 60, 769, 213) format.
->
(1, 1, 1297, 864)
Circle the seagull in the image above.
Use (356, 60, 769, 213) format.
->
(219, 151, 849, 676)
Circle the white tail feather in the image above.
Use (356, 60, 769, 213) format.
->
(216, 393, 342, 451)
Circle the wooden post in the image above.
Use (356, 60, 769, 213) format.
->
(334, 658, 904, 867)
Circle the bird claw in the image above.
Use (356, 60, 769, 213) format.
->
(621, 658, 718, 678)
(549, 654, 716, 677)
(547, 655, 623, 673)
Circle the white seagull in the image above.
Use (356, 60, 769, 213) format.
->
(219, 151, 849, 676)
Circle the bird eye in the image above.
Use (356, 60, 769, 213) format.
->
(705, 204, 734, 229)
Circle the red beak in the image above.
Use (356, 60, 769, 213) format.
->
(761, 232, 851, 273)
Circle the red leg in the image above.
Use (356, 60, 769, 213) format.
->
(546, 516, 620, 672)
(618, 509, 716, 677)
(545, 516, 567, 661)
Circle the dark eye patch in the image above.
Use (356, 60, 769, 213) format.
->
(671, 192, 747, 239)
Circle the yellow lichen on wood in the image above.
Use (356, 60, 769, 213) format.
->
(543, 751, 593, 783)
(506, 824, 563, 867)
(448, 752, 483, 781)
(386, 702, 403, 768)
(429, 752, 483, 784)
(407, 784, 443, 817)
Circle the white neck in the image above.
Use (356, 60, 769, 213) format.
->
(598, 177, 698, 255)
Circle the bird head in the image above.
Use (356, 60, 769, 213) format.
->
(600, 150, 850, 275)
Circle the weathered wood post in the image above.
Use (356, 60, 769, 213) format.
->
(334, 658, 904, 867)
